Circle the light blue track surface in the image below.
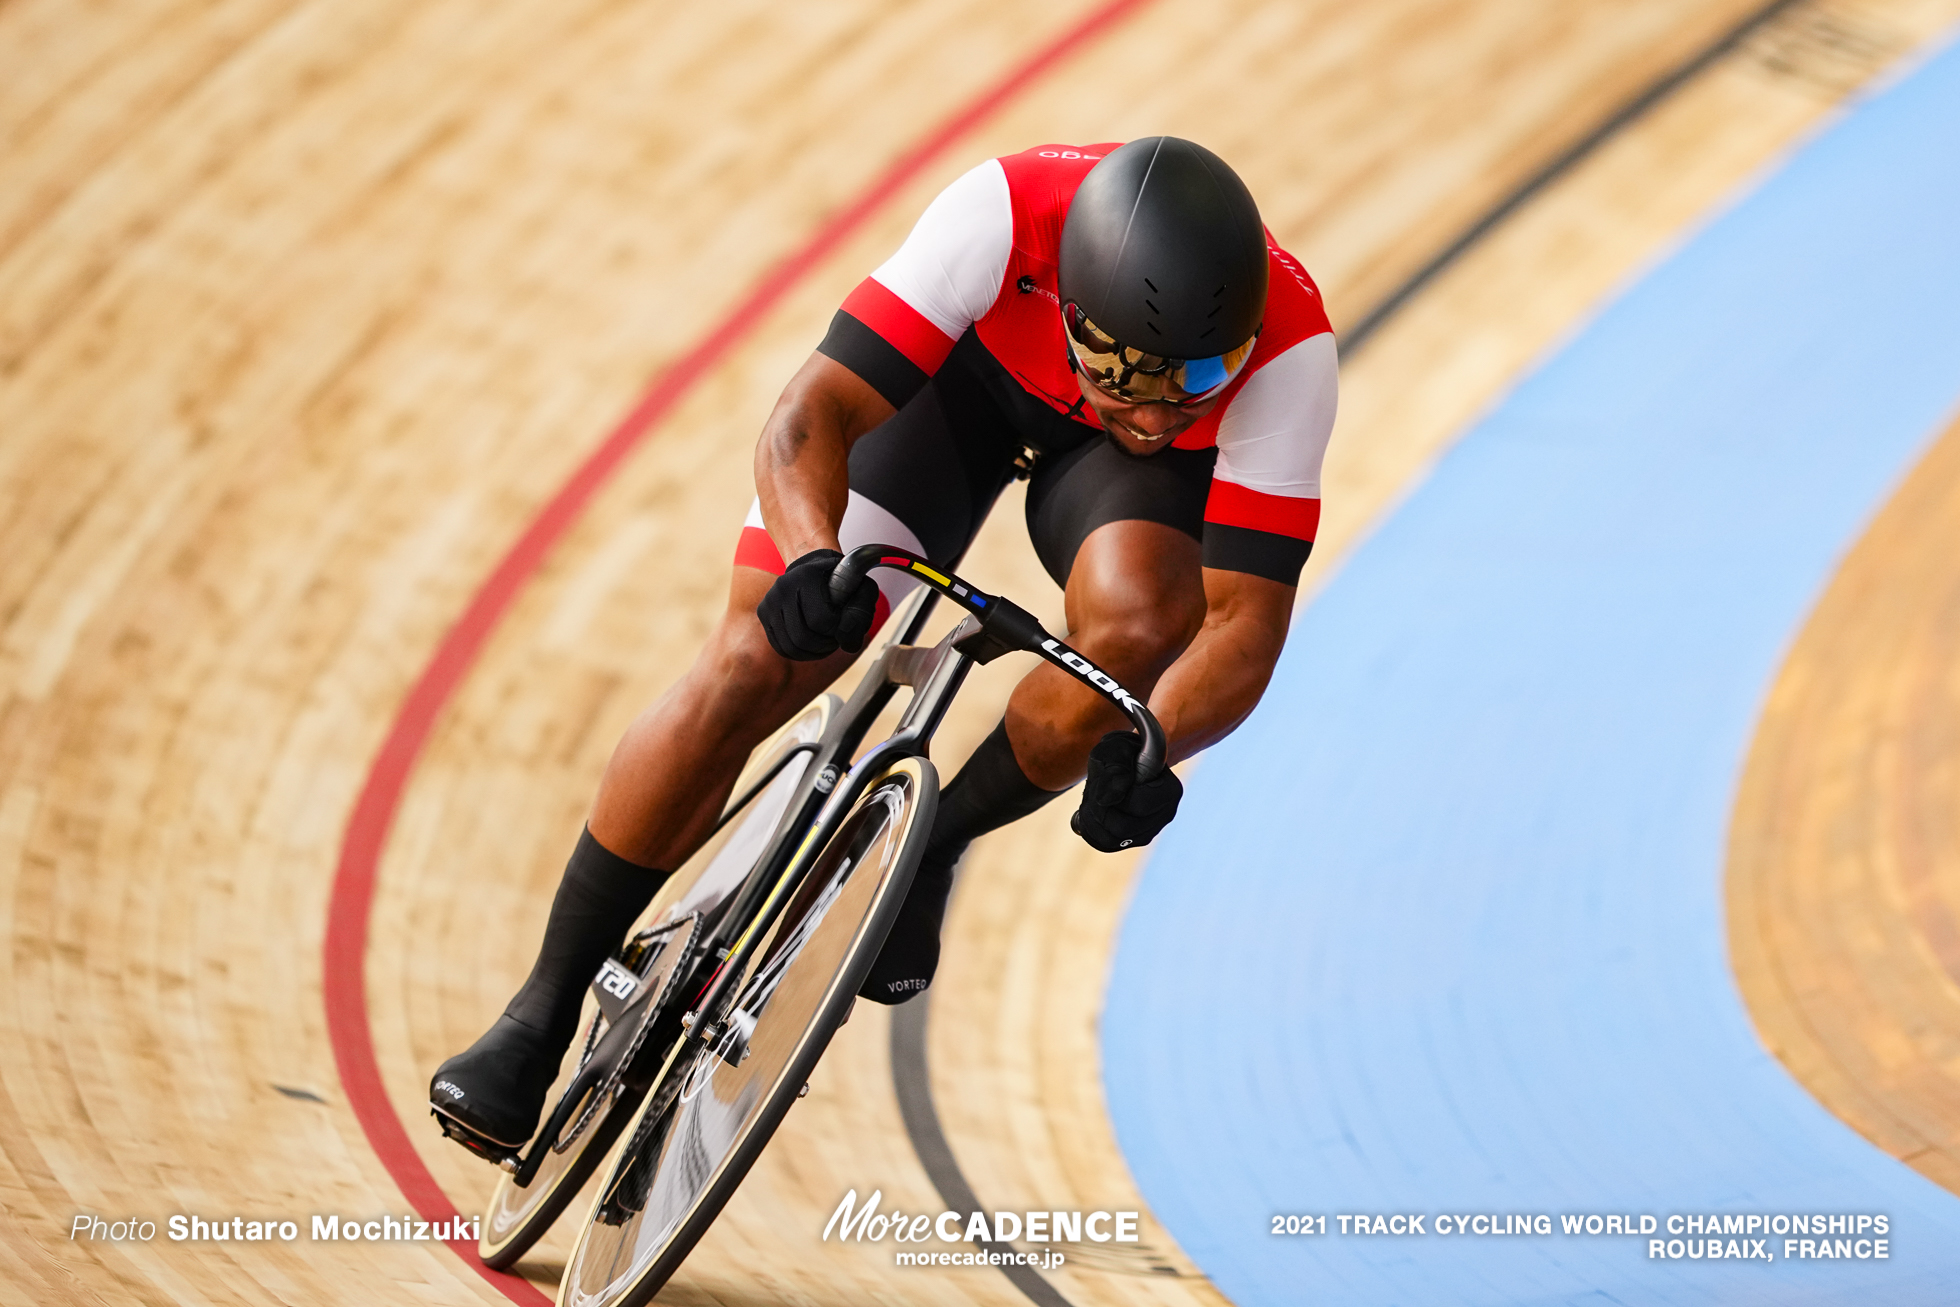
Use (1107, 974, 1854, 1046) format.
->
(1104, 34, 1960, 1307)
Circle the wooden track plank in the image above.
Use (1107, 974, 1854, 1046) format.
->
(1730, 410, 1960, 1197)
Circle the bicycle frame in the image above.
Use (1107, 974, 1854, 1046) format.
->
(501, 543, 1167, 1187)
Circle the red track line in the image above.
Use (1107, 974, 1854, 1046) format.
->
(321, 2, 1150, 1303)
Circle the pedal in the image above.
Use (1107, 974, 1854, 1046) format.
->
(431, 1106, 522, 1170)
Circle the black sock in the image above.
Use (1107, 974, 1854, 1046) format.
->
(924, 719, 1066, 856)
(501, 826, 667, 1051)
(858, 721, 1062, 1004)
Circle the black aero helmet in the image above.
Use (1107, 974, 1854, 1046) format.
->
(1058, 136, 1268, 404)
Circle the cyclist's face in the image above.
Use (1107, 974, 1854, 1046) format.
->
(1073, 371, 1223, 455)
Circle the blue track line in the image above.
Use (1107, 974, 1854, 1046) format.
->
(1105, 33, 1960, 1307)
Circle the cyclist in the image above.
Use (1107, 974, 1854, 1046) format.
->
(432, 136, 1338, 1153)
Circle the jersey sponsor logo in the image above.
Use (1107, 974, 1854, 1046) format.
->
(1267, 243, 1318, 295)
(1015, 274, 1060, 306)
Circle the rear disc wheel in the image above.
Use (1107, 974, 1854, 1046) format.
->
(473, 698, 838, 1269)
(557, 758, 938, 1307)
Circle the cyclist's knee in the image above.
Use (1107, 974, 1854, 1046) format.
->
(697, 608, 853, 724)
(702, 614, 797, 702)
(1072, 588, 1202, 676)
(1064, 525, 1205, 675)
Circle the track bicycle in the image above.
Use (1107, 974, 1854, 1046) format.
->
(438, 543, 1167, 1304)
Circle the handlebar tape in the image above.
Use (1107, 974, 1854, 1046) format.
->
(827, 550, 878, 606)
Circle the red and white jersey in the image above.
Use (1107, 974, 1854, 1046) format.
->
(827, 143, 1338, 558)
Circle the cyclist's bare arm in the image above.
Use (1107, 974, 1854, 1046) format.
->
(588, 357, 885, 868)
(754, 353, 895, 559)
(1145, 566, 1293, 759)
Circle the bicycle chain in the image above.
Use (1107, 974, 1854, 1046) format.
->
(553, 914, 701, 1153)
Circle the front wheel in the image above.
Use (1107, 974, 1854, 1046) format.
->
(556, 757, 939, 1307)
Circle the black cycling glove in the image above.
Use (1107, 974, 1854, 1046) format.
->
(757, 548, 880, 661)
(1071, 730, 1182, 852)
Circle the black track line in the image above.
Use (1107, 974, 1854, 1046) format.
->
(890, 994, 1074, 1307)
(888, 5, 1812, 1307)
(1342, 0, 1806, 355)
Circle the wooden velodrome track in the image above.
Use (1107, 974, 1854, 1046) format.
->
(4, 1, 1958, 1304)
(1729, 406, 1960, 1199)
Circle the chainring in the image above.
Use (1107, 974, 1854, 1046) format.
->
(552, 914, 700, 1154)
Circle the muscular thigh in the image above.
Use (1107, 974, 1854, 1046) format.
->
(1024, 435, 1217, 588)
(844, 378, 1022, 566)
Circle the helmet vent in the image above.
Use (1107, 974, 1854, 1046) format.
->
(1056, 137, 1267, 360)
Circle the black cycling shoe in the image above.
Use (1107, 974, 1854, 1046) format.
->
(429, 1014, 564, 1154)
(857, 846, 961, 1005)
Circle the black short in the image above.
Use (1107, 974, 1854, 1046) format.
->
(844, 335, 1219, 587)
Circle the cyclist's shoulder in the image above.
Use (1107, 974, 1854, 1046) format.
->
(903, 143, 1116, 266)
(1253, 232, 1333, 360)
(1173, 242, 1334, 453)
(983, 143, 1123, 252)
